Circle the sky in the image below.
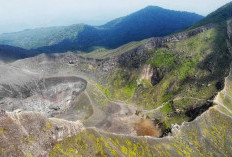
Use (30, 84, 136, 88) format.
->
(0, 0, 231, 34)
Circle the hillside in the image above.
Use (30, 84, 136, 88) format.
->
(191, 1, 232, 28)
(1, 2, 232, 157)
(0, 45, 37, 62)
(0, 6, 203, 53)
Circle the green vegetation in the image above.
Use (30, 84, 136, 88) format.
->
(21, 135, 36, 144)
(161, 102, 173, 115)
(0, 148, 5, 155)
(140, 79, 152, 88)
(104, 69, 138, 101)
(27, 153, 33, 157)
(111, 73, 137, 100)
(80, 40, 147, 59)
(46, 122, 52, 130)
(164, 115, 191, 128)
(148, 50, 176, 68)
(43, 122, 52, 132)
(175, 59, 196, 81)
(96, 83, 111, 99)
(49, 130, 119, 157)
(0, 128, 6, 134)
(49, 129, 157, 157)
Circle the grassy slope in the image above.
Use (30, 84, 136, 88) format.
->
(79, 39, 148, 59)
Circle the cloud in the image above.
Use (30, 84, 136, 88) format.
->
(0, 0, 231, 33)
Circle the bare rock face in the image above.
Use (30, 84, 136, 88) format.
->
(137, 64, 153, 84)
(0, 111, 84, 157)
(151, 67, 164, 86)
(137, 65, 165, 86)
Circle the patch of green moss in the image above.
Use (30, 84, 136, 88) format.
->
(96, 83, 111, 99)
(50, 129, 164, 157)
(46, 122, 52, 130)
(161, 102, 173, 115)
(29, 136, 35, 142)
(50, 130, 119, 157)
(0, 148, 5, 155)
(139, 79, 152, 88)
(173, 98, 202, 109)
(42, 121, 52, 133)
(165, 115, 191, 128)
(21, 135, 36, 144)
(107, 69, 138, 101)
(133, 75, 175, 110)
(175, 59, 196, 81)
(109, 137, 154, 157)
(27, 153, 33, 157)
(0, 128, 7, 134)
(147, 49, 176, 68)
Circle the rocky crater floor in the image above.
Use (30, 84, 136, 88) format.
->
(0, 76, 87, 117)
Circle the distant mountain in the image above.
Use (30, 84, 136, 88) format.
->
(0, 6, 203, 53)
(97, 6, 203, 47)
(0, 45, 37, 62)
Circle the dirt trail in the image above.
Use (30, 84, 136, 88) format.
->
(83, 90, 107, 127)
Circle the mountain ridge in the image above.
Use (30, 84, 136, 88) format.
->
(0, 6, 203, 53)
(190, 1, 232, 28)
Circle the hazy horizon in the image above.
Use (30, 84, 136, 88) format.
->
(0, 0, 231, 34)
